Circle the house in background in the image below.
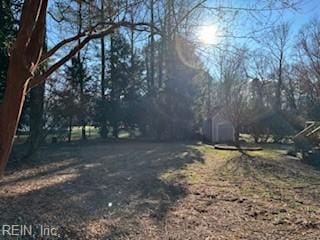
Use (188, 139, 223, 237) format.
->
(202, 111, 235, 143)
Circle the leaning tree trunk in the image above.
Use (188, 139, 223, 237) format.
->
(0, 0, 47, 177)
(0, 0, 152, 176)
(0, 63, 31, 176)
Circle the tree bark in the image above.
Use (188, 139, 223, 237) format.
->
(275, 51, 283, 112)
(0, 0, 156, 176)
(0, 65, 31, 176)
(0, 0, 47, 177)
(27, 82, 45, 156)
(150, 0, 155, 92)
(68, 117, 72, 143)
(26, 16, 47, 157)
(112, 124, 119, 139)
(234, 126, 240, 147)
(77, 1, 86, 141)
(100, 0, 108, 138)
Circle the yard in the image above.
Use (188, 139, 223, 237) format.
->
(1, 142, 320, 239)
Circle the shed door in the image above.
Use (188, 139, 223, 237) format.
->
(218, 123, 234, 142)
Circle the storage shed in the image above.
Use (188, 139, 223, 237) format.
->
(202, 111, 235, 143)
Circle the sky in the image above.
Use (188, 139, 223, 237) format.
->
(281, 0, 319, 33)
(46, 0, 320, 49)
(192, 0, 319, 67)
(46, 1, 319, 43)
(203, 0, 319, 37)
(45, 0, 320, 77)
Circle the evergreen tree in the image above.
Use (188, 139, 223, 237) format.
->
(49, 57, 91, 142)
(0, 0, 16, 102)
(142, 35, 203, 140)
(107, 32, 132, 138)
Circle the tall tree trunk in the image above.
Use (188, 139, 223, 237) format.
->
(0, 0, 47, 177)
(164, 0, 175, 87)
(0, 68, 30, 176)
(100, 35, 108, 138)
(130, 9, 135, 84)
(150, 0, 155, 93)
(159, 38, 164, 89)
(146, 46, 151, 91)
(112, 123, 119, 139)
(27, 82, 45, 155)
(110, 33, 119, 139)
(68, 116, 72, 143)
(100, 0, 108, 138)
(77, 1, 86, 140)
(80, 81, 86, 140)
(275, 52, 283, 112)
(234, 126, 240, 147)
(26, 17, 47, 157)
(287, 78, 297, 112)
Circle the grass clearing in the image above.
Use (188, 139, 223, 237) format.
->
(1, 142, 320, 239)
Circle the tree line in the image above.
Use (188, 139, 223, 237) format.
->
(0, 0, 318, 175)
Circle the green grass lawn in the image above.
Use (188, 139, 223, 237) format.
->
(14, 126, 140, 145)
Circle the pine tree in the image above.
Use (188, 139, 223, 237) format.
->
(107, 32, 132, 138)
(49, 57, 90, 142)
(0, 0, 16, 102)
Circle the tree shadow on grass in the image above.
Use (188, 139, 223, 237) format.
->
(0, 142, 204, 239)
(218, 151, 320, 206)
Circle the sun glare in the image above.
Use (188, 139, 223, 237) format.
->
(197, 25, 219, 45)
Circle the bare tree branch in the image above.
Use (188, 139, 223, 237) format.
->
(40, 21, 160, 64)
(29, 21, 160, 89)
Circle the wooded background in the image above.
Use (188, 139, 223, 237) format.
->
(0, 0, 319, 174)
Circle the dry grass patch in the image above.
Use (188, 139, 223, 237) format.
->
(1, 142, 320, 239)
